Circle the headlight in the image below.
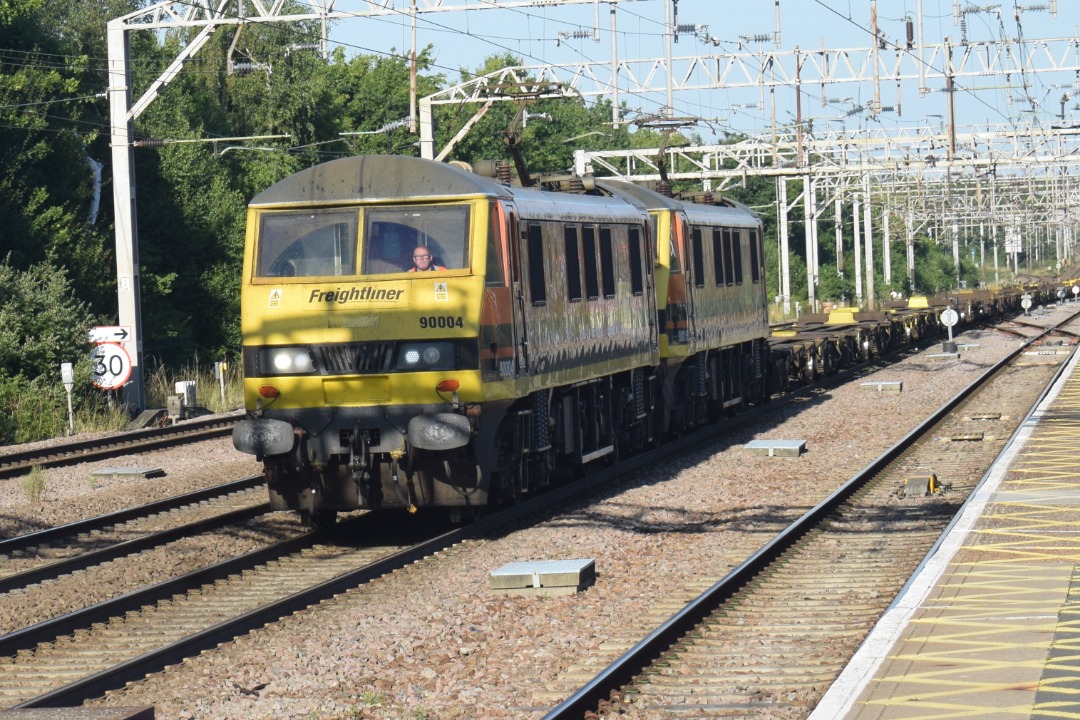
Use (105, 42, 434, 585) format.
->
(396, 342, 454, 370)
(263, 347, 315, 374)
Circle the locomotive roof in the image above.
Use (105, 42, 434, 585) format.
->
(250, 155, 511, 207)
(598, 178, 760, 228)
(596, 179, 681, 211)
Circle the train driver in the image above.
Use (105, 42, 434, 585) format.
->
(409, 246, 446, 271)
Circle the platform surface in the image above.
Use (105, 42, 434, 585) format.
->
(812, 348, 1080, 720)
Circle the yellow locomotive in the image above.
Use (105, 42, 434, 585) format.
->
(233, 155, 683, 525)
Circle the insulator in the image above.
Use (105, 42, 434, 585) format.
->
(906, 17, 915, 48)
(702, 191, 714, 205)
(134, 138, 168, 148)
(286, 43, 320, 56)
(495, 160, 513, 185)
(676, 23, 698, 34)
(738, 33, 771, 45)
(657, 181, 673, 198)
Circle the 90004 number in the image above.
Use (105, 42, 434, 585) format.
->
(419, 316, 464, 329)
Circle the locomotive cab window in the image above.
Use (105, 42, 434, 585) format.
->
(362, 205, 470, 274)
(256, 210, 358, 278)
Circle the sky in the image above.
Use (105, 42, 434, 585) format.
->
(326, 0, 1078, 143)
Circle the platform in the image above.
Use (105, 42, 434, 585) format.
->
(811, 347, 1080, 720)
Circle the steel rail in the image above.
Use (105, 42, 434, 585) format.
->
(542, 315, 1078, 719)
(0, 413, 240, 478)
(0, 503, 270, 594)
(0, 475, 264, 551)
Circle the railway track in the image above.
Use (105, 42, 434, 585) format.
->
(0, 413, 239, 479)
(0, 518, 427, 708)
(2, 316, 1070, 711)
(0, 392, 837, 709)
(0, 476, 268, 596)
(542, 320, 1078, 718)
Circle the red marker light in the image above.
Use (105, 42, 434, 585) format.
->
(436, 379, 460, 393)
(258, 385, 280, 398)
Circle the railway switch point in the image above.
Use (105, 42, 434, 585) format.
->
(489, 559, 595, 597)
(744, 439, 806, 457)
(860, 381, 903, 394)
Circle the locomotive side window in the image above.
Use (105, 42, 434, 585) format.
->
(711, 228, 725, 288)
(721, 228, 735, 286)
(669, 214, 687, 275)
(257, 210, 358, 278)
(599, 227, 616, 299)
(526, 223, 546, 306)
(732, 229, 745, 285)
(362, 204, 470, 274)
(582, 226, 600, 301)
(628, 226, 645, 296)
(749, 228, 761, 283)
(691, 227, 705, 289)
(487, 202, 507, 287)
(564, 225, 583, 302)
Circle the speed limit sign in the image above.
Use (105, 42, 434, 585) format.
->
(90, 342, 132, 390)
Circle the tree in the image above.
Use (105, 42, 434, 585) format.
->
(0, 258, 93, 380)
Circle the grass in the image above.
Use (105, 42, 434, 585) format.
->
(143, 357, 245, 415)
(21, 465, 46, 503)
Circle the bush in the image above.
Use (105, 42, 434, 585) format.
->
(0, 373, 68, 443)
(0, 259, 94, 381)
(0, 359, 133, 445)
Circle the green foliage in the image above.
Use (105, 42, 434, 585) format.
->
(912, 236, 962, 295)
(817, 263, 856, 305)
(0, 260, 94, 380)
(21, 465, 46, 503)
(143, 356, 244, 414)
(0, 373, 66, 443)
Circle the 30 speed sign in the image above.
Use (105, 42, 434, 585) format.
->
(90, 342, 132, 390)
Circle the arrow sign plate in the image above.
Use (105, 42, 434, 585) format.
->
(88, 326, 131, 344)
